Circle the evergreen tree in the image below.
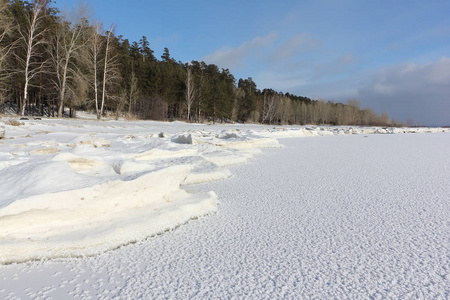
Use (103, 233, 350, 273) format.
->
(129, 41, 140, 60)
(236, 77, 257, 122)
(161, 47, 170, 62)
(139, 35, 154, 62)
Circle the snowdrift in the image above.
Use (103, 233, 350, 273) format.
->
(0, 166, 218, 264)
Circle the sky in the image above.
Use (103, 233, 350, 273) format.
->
(53, 0, 450, 126)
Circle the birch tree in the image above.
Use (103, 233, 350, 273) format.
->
(185, 65, 194, 121)
(16, 0, 48, 116)
(51, 2, 90, 118)
(86, 21, 102, 118)
(98, 24, 120, 119)
(262, 91, 277, 124)
(86, 23, 120, 119)
(100, 26, 113, 117)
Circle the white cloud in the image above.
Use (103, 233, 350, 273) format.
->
(360, 57, 450, 96)
(358, 57, 450, 125)
(202, 32, 278, 68)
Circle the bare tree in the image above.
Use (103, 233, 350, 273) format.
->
(185, 65, 194, 121)
(98, 24, 119, 119)
(50, 2, 90, 118)
(86, 21, 102, 118)
(85, 22, 120, 119)
(379, 111, 390, 126)
(276, 95, 292, 124)
(315, 100, 329, 124)
(66, 67, 89, 117)
(100, 25, 113, 118)
(345, 99, 362, 125)
(262, 92, 277, 124)
(15, 0, 49, 116)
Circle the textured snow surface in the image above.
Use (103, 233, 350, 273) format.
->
(4, 118, 443, 264)
(1, 118, 287, 263)
(0, 118, 449, 298)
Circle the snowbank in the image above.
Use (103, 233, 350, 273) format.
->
(0, 117, 448, 263)
(0, 166, 218, 264)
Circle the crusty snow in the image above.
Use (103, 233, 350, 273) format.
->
(0, 117, 449, 298)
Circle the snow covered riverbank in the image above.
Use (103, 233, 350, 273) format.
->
(0, 118, 448, 264)
(0, 125, 449, 298)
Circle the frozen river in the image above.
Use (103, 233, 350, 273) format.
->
(1, 132, 449, 299)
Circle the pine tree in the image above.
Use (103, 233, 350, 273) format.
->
(236, 77, 257, 122)
(139, 35, 154, 62)
(161, 47, 170, 62)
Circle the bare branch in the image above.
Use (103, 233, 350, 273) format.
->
(98, 24, 120, 119)
(51, 1, 92, 117)
(14, 1, 49, 116)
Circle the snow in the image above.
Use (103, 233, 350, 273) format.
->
(1, 165, 218, 264)
(0, 116, 449, 298)
(0, 118, 288, 264)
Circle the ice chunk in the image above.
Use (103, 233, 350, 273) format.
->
(172, 134, 196, 144)
(0, 165, 219, 264)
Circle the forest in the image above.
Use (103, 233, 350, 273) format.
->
(0, 0, 398, 126)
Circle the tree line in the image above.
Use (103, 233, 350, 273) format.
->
(0, 0, 398, 126)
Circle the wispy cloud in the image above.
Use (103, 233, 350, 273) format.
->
(338, 53, 357, 65)
(202, 31, 321, 72)
(202, 32, 278, 68)
(257, 52, 360, 90)
(254, 71, 308, 92)
(270, 33, 321, 61)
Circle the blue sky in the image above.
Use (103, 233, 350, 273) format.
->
(53, 0, 450, 126)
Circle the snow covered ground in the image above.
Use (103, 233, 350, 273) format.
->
(0, 117, 449, 298)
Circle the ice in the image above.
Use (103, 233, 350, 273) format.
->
(130, 148, 198, 161)
(0, 165, 218, 264)
(183, 168, 233, 185)
(115, 160, 155, 175)
(203, 150, 259, 167)
(53, 153, 111, 174)
(0, 119, 292, 263)
(171, 133, 197, 144)
(1, 129, 448, 299)
(0, 116, 449, 268)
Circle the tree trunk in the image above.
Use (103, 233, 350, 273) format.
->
(20, 2, 44, 116)
(100, 27, 113, 119)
